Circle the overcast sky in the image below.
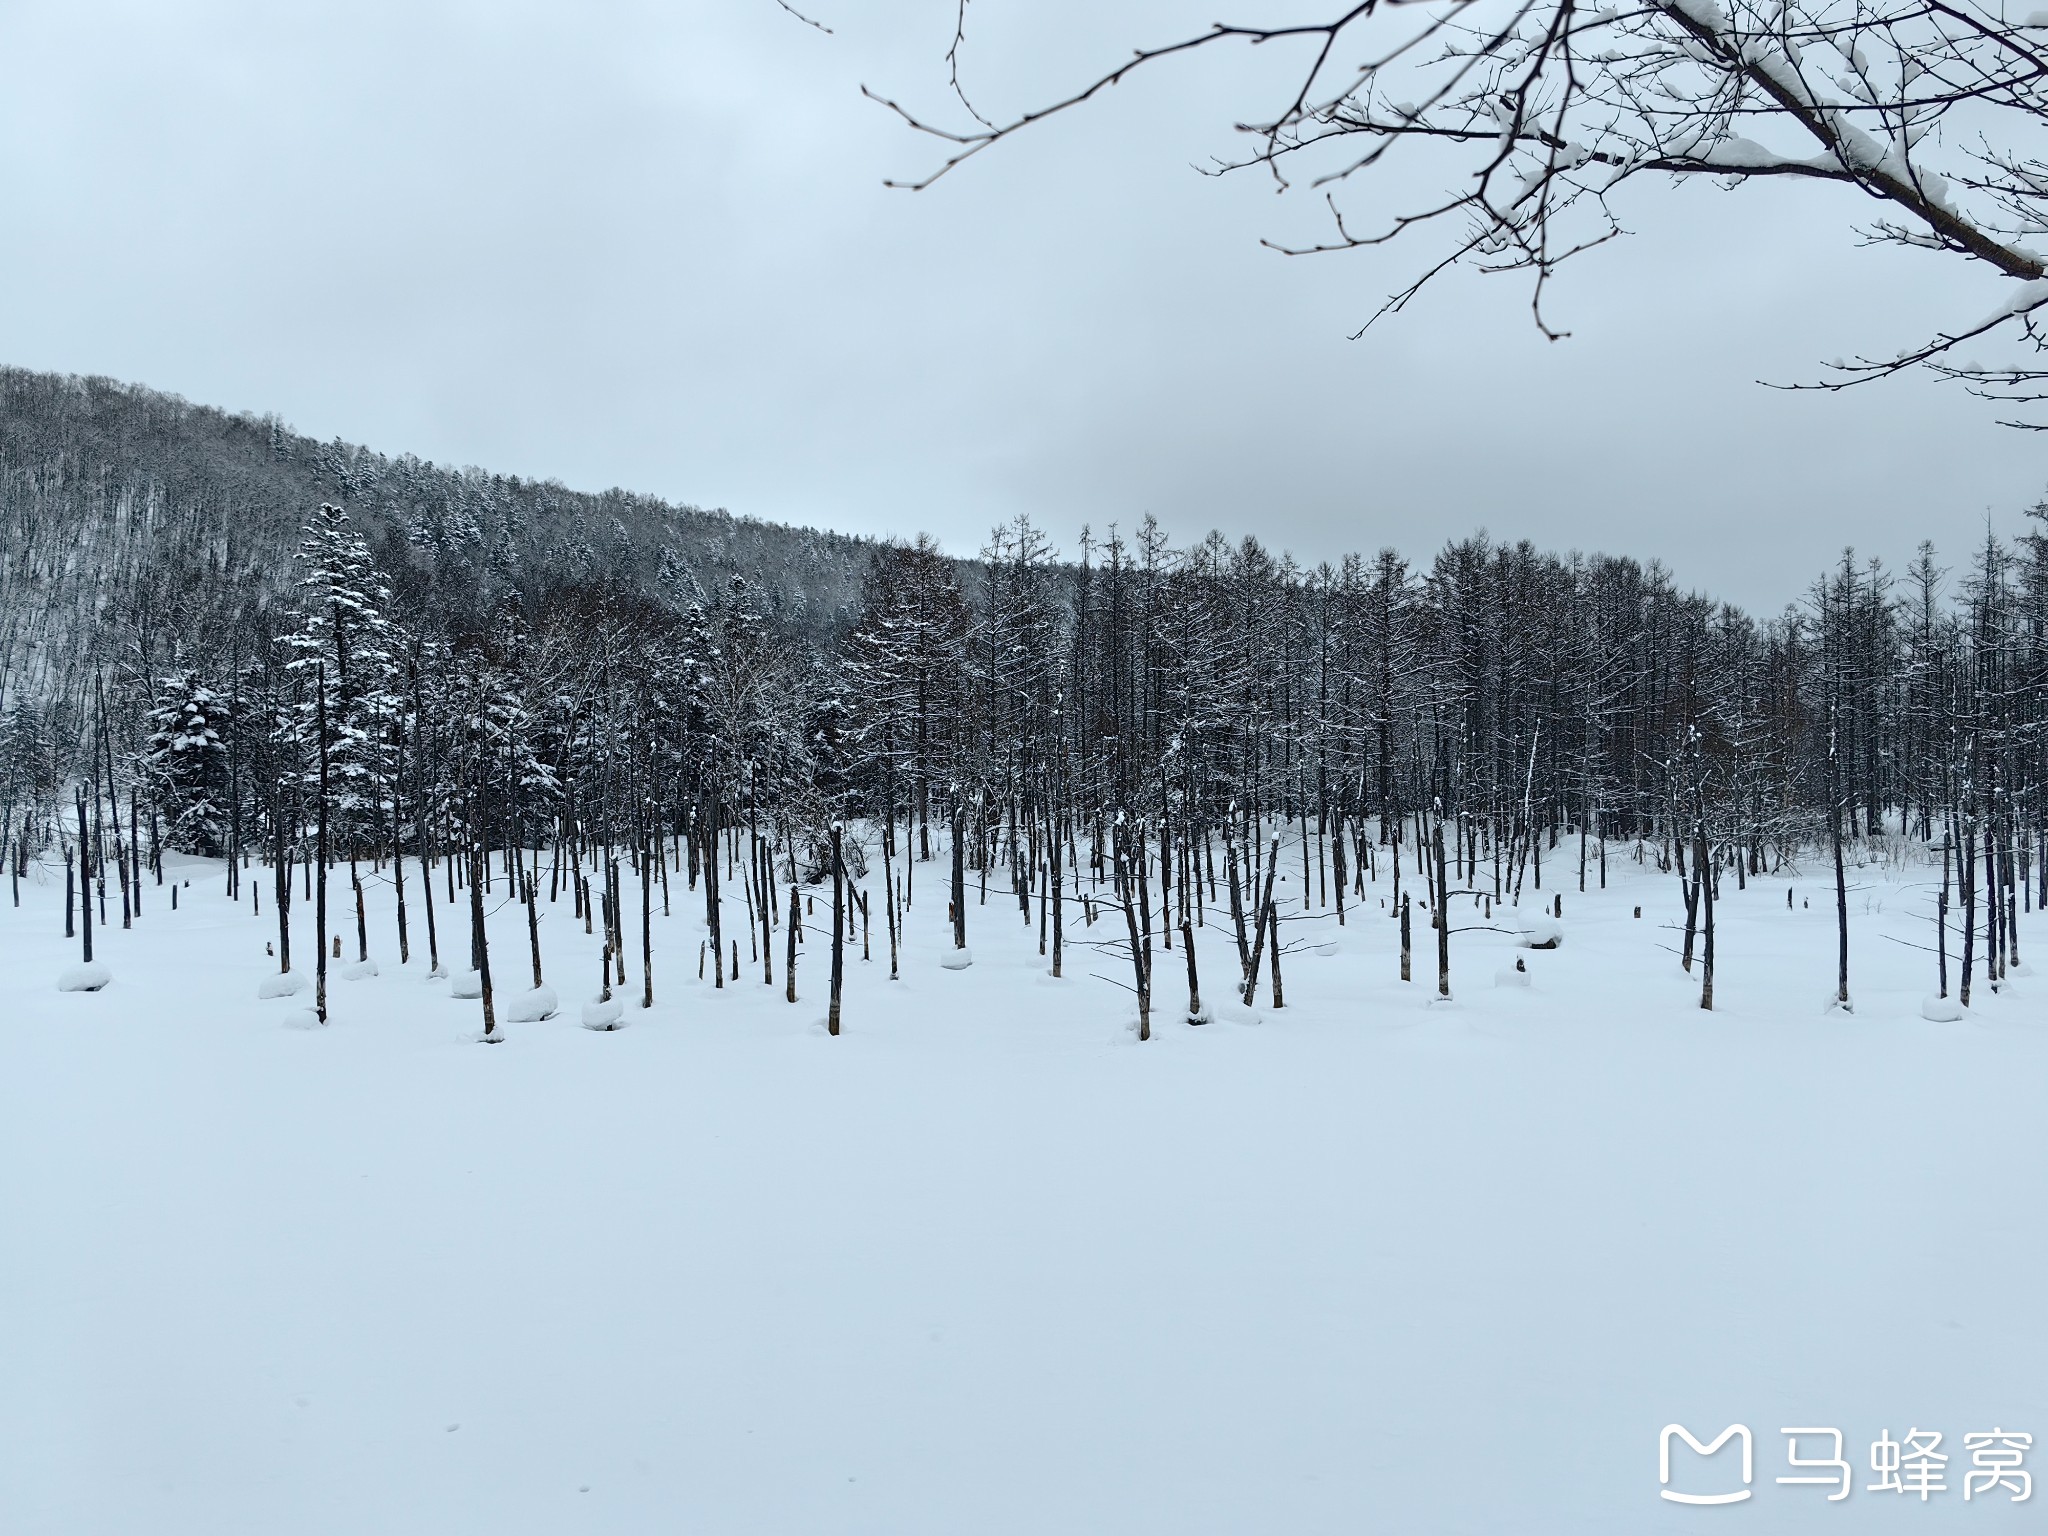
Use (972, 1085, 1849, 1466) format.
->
(0, 0, 2037, 612)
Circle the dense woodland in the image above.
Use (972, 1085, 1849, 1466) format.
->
(4, 368, 2045, 1031)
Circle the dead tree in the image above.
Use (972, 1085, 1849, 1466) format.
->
(1240, 832, 1281, 1004)
(1399, 891, 1412, 982)
(315, 664, 330, 1025)
(1267, 901, 1285, 1009)
(525, 870, 544, 989)
(950, 797, 968, 953)
(1113, 821, 1151, 1040)
(1697, 827, 1715, 1011)
(641, 824, 654, 1010)
(469, 841, 497, 1040)
(786, 883, 800, 1004)
(1433, 817, 1451, 999)
(829, 822, 845, 1035)
(74, 790, 91, 964)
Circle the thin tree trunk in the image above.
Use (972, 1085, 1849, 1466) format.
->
(315, 667, 330, 1025)
(785, 883, 800, 1004)
(829, 823, 844, 1036)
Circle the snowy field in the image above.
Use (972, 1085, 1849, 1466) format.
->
(2, 841, 2043, 1534)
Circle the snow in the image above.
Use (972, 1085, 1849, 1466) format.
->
(580, 995, 626, 1030)
(339, 959, 379, 981)
(504, 984, 559, 1023)
(448, 969, 483, 999)
(256, 970, 310, 999)
(54, 959, 111, 992)
(2, 846, 2045, 1533)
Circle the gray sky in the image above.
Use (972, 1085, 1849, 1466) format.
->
(0, 0, 2037, 612)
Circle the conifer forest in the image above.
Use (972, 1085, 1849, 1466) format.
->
(2, 368, 2041, 1024)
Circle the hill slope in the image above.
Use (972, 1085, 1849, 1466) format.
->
(0, 367, 876, 710)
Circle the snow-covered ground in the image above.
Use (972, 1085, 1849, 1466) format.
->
(2, 841, 2043, 1534)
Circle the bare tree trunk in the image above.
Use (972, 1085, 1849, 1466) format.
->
(642, 824, 654, 1010)
(1677, 828, 1700, 973)
(1831, 793, 1851, 1011)
(1114, 824, 1150, 1041)
(950, 800, 968, 951)
(1400, 891, 1411, 982)
(275, 785, 292, 973)
(1960, 812, 1977, 1006)
(1225, 829, 1250, 981)
(1433, 818, 1451, 999)
(829, 823, 844, 1036)
(75, 791, 91, 963)
(1985, 820, 2003, 986)
(759, 837, 775, 985)
(705, 797, 723, 989)
(470, 842, 496, 1039)
(1268, 901, 1284, 1009)
(1937, 830, 1951, 998)
(525, 870, 544, 988)
(1697, 828, 1715, 1011)
(1331, 810, 1346, 926)
(315, 667, 330, 1025)
(1240, 834, 1281, 1004)
(1049, 811, 1064, 978)
(882, 824, 900, 981)
(390, 752, 410, 965)
(785, 883, 800, 1003)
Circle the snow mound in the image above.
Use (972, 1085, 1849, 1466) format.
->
(340, 959, 379, 980)
(449, 970, 483, 999)
(581, 996, 626, 1031)
(940, 948, 974, 971)
(1312, 942, 1340, 957)
(505, 985, 559, 1023)
(1494, 965, 1531, 989)
(257, 971, 309, 999)
(57, 961, 111, 993)
(1516, 914, 1564, 949)
(282, 1007, 322, 1030)
(1920, 994, 1965, 1022)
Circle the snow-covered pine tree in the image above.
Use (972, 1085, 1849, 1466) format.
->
(141, 669, 231, 856)
(282, 503, 399, 853)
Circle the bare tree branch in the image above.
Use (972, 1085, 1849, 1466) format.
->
(874, 0, 2048, 420)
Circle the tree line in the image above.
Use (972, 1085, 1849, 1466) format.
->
(8, 472, 2046, 1027)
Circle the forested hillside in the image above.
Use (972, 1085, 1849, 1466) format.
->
(0, 366, 873, 714)
(4, 364, 2044, 1016)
